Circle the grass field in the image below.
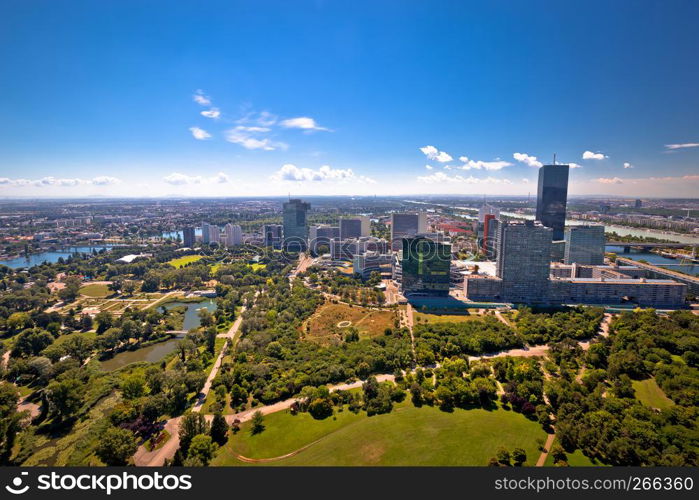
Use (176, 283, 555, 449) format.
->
(303, 303, 396, 343)
(79, 283, 112, 298)
(250, 263, 266, 271)
(212, 400, 546, 466)
(632, 378, 674, 410)
(54, 330, 98, 346)
(413, 311, 483, 324)
(168, 255, 203, 268)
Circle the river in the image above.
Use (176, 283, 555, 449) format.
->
(606, 247, 698, 276)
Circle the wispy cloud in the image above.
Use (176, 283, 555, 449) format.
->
(193, 89, 211, 106)
(512, 152, 542, 168)
(425, 165, 433, 170)
(224, 126, 287, 151)
(623, 162, 634, 169)
(417, 172, 512, 184)
(596, 177, 623, 184)
(569, 163, 582, 169)
(582, 150, 608, 160)
(200, 108, 220, 119)
(459, 156, 511, 171)
(420, 145, 452, 163)
(163, 172, 230, 185)
(664, 142, 699, 150)
(0, 176, 121, 188)
(280, 116, 329, 131)
(272, 164, 375, 183)
(189, 126, 211, 140)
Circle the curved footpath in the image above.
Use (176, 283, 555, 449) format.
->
(133, 303, 613, 466)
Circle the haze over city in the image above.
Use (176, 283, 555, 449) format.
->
(1, 0, 698, 198)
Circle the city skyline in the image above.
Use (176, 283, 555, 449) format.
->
(1, 1, 698, 198)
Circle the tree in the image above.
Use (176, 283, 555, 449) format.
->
(79, 314, 93, 331)
(12, 328, 54, 357)
(307, 398, 333, 420)
(551, 444, 567, 464)
(496, 447, 511, 466)
(512, 448, 527, 466)
(121, 375, 146, 400)
(0, 383, 22, 464)
(95, 427, 138, 465)
(187, 434, 217, 466)
(206, 327, 216, 355)
(210, 413, 229, 445)
(61, 335, 94, 364)
(198, 308, 214, 328)
(46, 378, 83, 422)
(58, 276, 82, 303)
(95, 311, 113, 334)
(251, 410, 265, 435)
(123, 280, 137, 296)
(178, 413, 209, 454)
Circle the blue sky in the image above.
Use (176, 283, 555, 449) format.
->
(1, 0, 698, 197)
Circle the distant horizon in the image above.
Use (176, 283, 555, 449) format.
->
(2, 1, 698, 198)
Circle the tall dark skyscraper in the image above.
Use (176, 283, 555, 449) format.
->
(536, 164, 569, 240)
(182, 226, 195, 248)
(283, 199, 310, 251)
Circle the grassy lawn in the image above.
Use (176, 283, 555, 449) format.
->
(303, 303, 396, 343)
(250, 263, 266, 271)
(54, 330, 98, 346)
(632, 378, 674, 410)
(413, 311, 483, 324)
(80, 283, 112, 298)
(213, 401, 546, 466)
(168, 255, 203, 268)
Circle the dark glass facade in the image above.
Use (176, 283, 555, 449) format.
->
(536, 164, 569, 240)
(401, 236, 451, 296)
(283, 199, 310, 251)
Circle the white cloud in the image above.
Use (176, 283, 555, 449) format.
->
(272, 164, 375, 184)
(193, 89, 211, 106)
(0, 176, 122, 188)
(91, 176, 121, 185)
(224, 126, 287, 151)
(459, 156, 512, 171)
(420, 145, 453, 163)
(163, 172, 231, 185)
(664, 143, 699, 150)
(200, 108, 221, 119)
(417, 172, 512, 184)
(189, 126, 212, 140)
(280, 116, 329, 131)
(569, 163, 582, 169)
(596, 177, 623, 184)
(163, 173, 203, 185)
(425, 165, 433, 170)
(512, 152, 543, 168)
(623, 162, 634, 169)
(582, 150, 607, 160)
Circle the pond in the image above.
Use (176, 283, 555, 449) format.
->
(161, 298, 217, 330)
(99, 298, 218, 371)
(100, 334, 185, 371)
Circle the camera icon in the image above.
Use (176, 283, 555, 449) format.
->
(5, 472, 29, 495)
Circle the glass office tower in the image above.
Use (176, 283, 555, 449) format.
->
(536, 164, 569, 240)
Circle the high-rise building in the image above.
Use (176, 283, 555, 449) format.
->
(263, 224, 283, 249)
(390, 212, 427, 251)
(309, 225, 339, 254)
(536, 164, 570, 240)
(182, 226, 195, 248)
(496, 220, 552, 303)
(339, 216, 370, 240)
(482, 213, 496, 254)
(223, 223, 243, 247)
(201, 222, 212, 244)
(564, 225, 605, 265)
(283, 199, 310, 251)
(400, 236, 451, 296)
(478, 204, 500, 223)
(634, 199, 642, 208)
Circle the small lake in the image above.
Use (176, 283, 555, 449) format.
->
(0, 246, 113, 269)
(99, 298, 218, 371)
(162, 299, 218, 330)
(100, 334, 186, 371)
